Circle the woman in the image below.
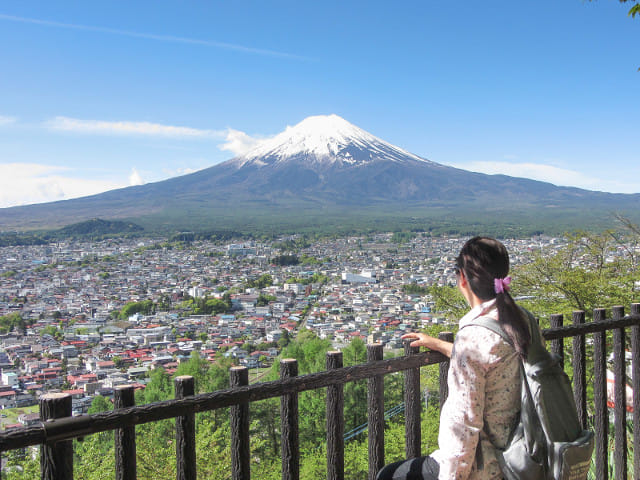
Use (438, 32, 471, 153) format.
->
(377, 236, 532, 480)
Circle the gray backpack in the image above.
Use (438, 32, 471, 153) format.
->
(467, 311, 594, 480)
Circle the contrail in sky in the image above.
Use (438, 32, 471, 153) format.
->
(0, 13, 312, 61)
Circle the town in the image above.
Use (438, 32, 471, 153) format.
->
(0, 233, 563, 428)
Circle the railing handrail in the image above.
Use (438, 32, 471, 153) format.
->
(540, 310, 640, 339)
(1, 306, 639, 480)
(0, 349, 446, 451)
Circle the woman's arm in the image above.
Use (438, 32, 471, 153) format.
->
(401, 332, 453, 358)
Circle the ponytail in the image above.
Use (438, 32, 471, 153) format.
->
(494, 281, 530, 359)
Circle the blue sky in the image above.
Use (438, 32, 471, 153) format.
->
(1, 1, 638, 208)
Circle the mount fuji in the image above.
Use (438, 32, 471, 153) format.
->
(1, 114, 639, 234)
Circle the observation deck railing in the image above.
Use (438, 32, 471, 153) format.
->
(0, 304, 638, 480)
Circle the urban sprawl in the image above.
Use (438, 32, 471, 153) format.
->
(0, 234, 566, 428)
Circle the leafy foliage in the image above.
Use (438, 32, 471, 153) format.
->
(181, 295, 232, 315)
(119, 300, 156, 319)
(0, 313, 33, 335)
(272, 254, 300, 266)
(401, 282, 429, 295)
(246, 273, 273, 289)
(56, 218, 143, 236)
(429, 285, 467, 321)
(515, 230, 639, 317)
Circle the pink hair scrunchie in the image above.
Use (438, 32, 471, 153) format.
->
(494, 276, 511, 294)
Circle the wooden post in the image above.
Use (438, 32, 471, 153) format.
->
(175, 376, 196, 480)
(40, 393, 73, 480)
(326, 351, 344, 480)
(592, 308, 608, 480)
(230, 367, 250, 480)
(571, 311, 587, 428)
(630, 303, 640, 480)
(612, 306, 627, 480)
(438, 332, 454, 408)
(367, 343, 384, 480)
(280, 359, 299, 480)
(549, 314, 564, 367)
(114, 385, 137, 480)
(403, 340, 421, 459)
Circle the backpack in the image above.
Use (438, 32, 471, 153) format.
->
(467, 310, 594, 480)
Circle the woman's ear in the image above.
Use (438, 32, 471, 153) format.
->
(456, 270, 475, 307)
(457, 269, 467, 288)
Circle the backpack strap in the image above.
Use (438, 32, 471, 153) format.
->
(464, 307, 544, 359)
(464, 316, 513, 347)
(460, 315, 517, 472)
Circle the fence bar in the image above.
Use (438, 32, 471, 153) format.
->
(571, 311, 587, 428)
(114, 385, 137, 480)
(280, 359, 299, 480)
(367, 343, 384, 480)
(593, 308, 608, 480)
(40, 393, 73, 480)
(549, 314, 564, 367)
(612, 306, 627, 480)
(0, 350, 447, 452)
(175, 376, 197, 480)
(438, 332, 454, 408)
(631, 303, 640, 480)
(230, 367, 250, 480)
(326, 351, 344, 480)
(403, 341, 421, 459)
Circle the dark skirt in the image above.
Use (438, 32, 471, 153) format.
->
(376, 455, 440, 480)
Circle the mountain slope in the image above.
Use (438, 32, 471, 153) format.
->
(1, 114, 638, 233)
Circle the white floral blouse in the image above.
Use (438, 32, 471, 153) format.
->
(431, 299, 521, 480)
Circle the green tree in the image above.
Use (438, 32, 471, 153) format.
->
(174, 351, 210, 392)
(401, 282, 429, 295)
(515, 230, 638, 317)
(247, 273, 273, 289)
(257, 294, 276, 306)
(41, 325, 63, 340)
(0, 312, 30, 335)
(429, 284, 466, 321)
(289, 331, 332, 449)
(140, 367, 172, 403)
(87, 395, 113, 414)
(111, 355, 125, 369)
(206, 297, 231, 314)
(277, 329, 291, 348)
(341, 337, 369, 437)
(272, 254, 299, 266)
(119, 300, 155, 319)
(595, 0, 639, 18)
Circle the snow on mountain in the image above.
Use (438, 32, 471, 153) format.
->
(234, 114, 436, 168)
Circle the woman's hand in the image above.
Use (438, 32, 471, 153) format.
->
(401, 332, 453, 358)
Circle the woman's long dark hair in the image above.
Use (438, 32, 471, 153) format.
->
(456, 236, 530, 359)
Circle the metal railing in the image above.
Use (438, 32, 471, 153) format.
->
(0, 303, 638, 480)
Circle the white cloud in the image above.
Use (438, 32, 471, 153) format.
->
(46, 116, 225, 139)
(43, 116, 272, 158)
(128, 168, 144, 186)
(452, 160, 639, 194)
(0, 115, 16, 126)
(0, 163, 124, 208)
(162, 167, 200, 177)
(218, 128, 265, 156)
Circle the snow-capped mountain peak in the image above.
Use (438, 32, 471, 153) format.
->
(236, 114, 434, 167)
